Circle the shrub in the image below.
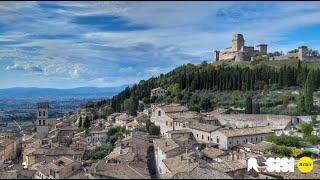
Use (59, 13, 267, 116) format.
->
(304, 135, 320, 145)
(265, 134, 302, 147)
(269, 145, 292, 157)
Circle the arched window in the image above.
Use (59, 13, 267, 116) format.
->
(39, 111, 41, 116)
(158, 111, 161, 116)
(43, 111, 46, 116)
(39, 120, 41, 125)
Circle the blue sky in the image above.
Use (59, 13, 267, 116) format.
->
(1, 1, 320, 89)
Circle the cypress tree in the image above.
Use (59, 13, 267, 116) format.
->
(83, 116, 91, 129)
(245, 96, 253, 114)
(78, 116, 82, 128)
(304, 71, 315, 113)
(297, 92, 305, 114)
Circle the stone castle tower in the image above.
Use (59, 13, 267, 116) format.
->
(298, 46, 308, 61)
(231, 34, 244, 52)
(36, 102, 49, 139)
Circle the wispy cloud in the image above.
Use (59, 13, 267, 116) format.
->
(0, 1, 320, 88)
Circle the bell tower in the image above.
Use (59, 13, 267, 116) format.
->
(36, 102, 49, 139)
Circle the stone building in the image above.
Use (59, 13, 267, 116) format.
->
(153, 138, 184, 177)
(214, 126, 273, 150)
(273, 45, 320, 61)
(214, 34, 267, 62)
(36, 102, 51, 139)
(0, 135, 22, 164)
(86, 126, 108, 144)
(150, 87, 168, 98)
(34, 156, 81, 179)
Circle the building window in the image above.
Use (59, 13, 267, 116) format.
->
(236, 140, 239, 144)
(166, 121, 168, 126)
(43, 111, 46, 116)
(170, 122, 172, 127)
(39, 111, 41, 116)
(197, 134, 198, 138)
(246, 139, 248, 143)
(208, 136, 210, 141)
(39, 120, 41, 126)
(261, 137, 263, 141)
(217, 137, 219, 143)
(256, 137, 258, 142)
(202, 135, 204, 139)
(158, 111, 161, 116)
(251, 138, 253, 142)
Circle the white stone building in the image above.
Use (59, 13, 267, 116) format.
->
(187, 122, 220, 144)
(214, 127, 273, 150)
(153, 138, 184, 177)
(150, 87, 168, 98)
(151, 104, 189, 135)
(86, 126, 108, 144)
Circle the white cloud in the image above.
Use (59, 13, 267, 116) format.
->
(1, 1, 320, 88)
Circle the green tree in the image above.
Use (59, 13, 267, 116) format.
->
(304, 135, 320, 145)
(200, 96, 212, 112)
(245, 96, 253, 114)
(297, 92, 306, 114)
(230, 91, 241, 105)
(83, 116, 91, 129)
(167, 83, 181, 94)
(148, 124, 160, 135)
(304, 71, 315, 113)
(265, 134, 301, 147)
(311, 115, 317, 126)
(124, 97, 138, 116)
(252, 103, 260, 114)
(78, 117, 82, 128)
(138, 103, 145, 112)
(300, 123, 313, 136)
(102, 106, 114, 118)
(269, 145, 292, 157)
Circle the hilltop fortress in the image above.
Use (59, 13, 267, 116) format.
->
(214, 34, 267, 62)
(213, 34, 320, 62)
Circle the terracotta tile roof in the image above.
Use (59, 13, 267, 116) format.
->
(216, 114, 291, 122)
(107, 146, 135, 163)
(219, 126, 273, 137)
(158, 104, 188, 113)
(154, 138, 179, 153)
(47, 156, 75, 172)
(188, 122, 220, 132)
(162, 154, 198, 178)
(210, 160, 246, 173)
(201, 147, 225, 159)
(92, 160, 149, 179)
(167, 129, 192, 134)
(171, 165, 233, 179)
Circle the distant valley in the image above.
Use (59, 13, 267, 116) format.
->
(0, 85, 130, 124)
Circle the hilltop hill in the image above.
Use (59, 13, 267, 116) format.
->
(95, 60, 320, 116)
